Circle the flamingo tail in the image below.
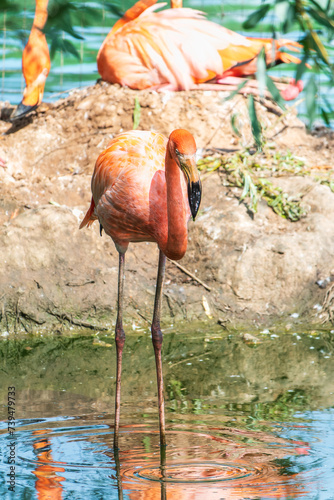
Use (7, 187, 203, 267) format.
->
(111, 0, 158, 34)
(79, 197, 97, 229)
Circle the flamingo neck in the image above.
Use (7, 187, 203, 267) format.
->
(162, 147, 188, 261)
(33, 0, 48, 31)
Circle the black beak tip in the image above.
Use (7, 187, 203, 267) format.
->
(188, 180, 202, 221)
(10, 102, 38, 121)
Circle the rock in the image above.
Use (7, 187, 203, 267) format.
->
(1, 83, 334, 332)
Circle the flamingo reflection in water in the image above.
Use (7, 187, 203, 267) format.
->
(32, 429, 65, 500)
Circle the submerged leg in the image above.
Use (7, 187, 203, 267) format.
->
(114, 448, 124, 500)
(160, 444, 167, 500)
(114, 252, 126, 450)
(151, 250, 167, 448)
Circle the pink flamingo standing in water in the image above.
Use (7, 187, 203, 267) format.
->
(80, 129, 201, 448)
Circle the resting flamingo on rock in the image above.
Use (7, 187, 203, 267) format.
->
(12, 0, 50, 120)
(80, 128, 202, 448)
(13, 0, 304, 119)
(98, 0, 304, 100)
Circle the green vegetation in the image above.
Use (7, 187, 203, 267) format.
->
(133, 96, 141, 129)
(198, 146, 334, 221)
(243, 0, 334, 129)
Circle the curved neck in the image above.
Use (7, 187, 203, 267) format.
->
(162, 147, 188, 261)
(33, 0, 48, 31)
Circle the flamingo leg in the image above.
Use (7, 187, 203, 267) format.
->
(114, 448, 124, 499)
(114, 252, 126, 450)
(151, 249, 167, 448)
(160, 443, 167, 499)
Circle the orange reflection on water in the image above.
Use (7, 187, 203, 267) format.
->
(32, 429, 65, 500)
(116, 426, 310, 500)
(123, 461, 307, 500)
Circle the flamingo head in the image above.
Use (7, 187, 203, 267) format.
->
(168, 129, 202, 220)
(11, 68, 49, 121)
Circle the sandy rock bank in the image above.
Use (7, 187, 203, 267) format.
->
(1, 83, 334, 332)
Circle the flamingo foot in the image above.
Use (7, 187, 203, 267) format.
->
(149, 76, 303, 102)
(280, 79, 303, 101)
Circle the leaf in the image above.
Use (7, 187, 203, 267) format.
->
(133, 97, 141, 130)
(308, 6, 334, 31)
(309, 0, 329, 14)
(202, 296, 212, 318)
(72, 5, 102, 25)
(223, 79, 249, 102)
(266, 75, 286, 109)
(295, 54, 309, 81)
(61, 38, 81, 59)
(240, 172, 250, 201)
(256, 47, 267, 99)
(49, 34, 80, 60)
(0, 0, 19, 11)
(247, 95, 262, 150)
(243, 3, 272, 29)
(231, 113, 241, 137)
(249, 180, 258, 212)
(320, 107, 331, 126)
(1, 16, 22, 30)
(309, 30, 330, 64)
(45, 0, 84, 40)
(282, 3, 296, 33)
(96, 0, 123, 18)
(323, 95, 334, 113)
(305, 75, 318, 127)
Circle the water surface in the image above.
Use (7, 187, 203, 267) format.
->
(0, 326, 333, 498)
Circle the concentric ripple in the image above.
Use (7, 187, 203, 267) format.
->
(131, 462, 256, 483)
(0, 413, 328, 499)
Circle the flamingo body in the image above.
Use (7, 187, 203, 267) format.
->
(81, 128, 201, 448)
(97, 2, 302, 93)
(80, 129, 200, 262)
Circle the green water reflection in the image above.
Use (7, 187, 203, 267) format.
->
(1, 326, 333, 420)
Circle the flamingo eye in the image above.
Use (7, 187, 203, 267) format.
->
(175, 148, 180, 156)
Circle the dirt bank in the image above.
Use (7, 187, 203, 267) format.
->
(1, 82, 334, 333)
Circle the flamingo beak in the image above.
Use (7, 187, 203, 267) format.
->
(11, 70, 48, 121)
(177, 154, 202, 220)
(11, 102, 38, 121)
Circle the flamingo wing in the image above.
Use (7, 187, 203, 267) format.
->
(81, 131, 171, 250)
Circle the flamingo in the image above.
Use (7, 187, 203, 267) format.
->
(11, 0, 50, 120)
(80, 128, 201, 449)
(12, 0, 304, 119)
(97, 0, 304, 99)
